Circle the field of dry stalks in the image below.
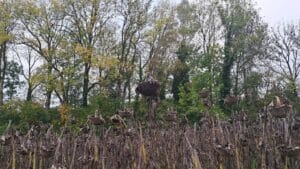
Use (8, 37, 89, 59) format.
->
(1, 107, 300, 169)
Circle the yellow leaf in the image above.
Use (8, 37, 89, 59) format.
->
(93, 55, 119, 69)
(75, 45, 93, 61)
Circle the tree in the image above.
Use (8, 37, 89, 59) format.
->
(171, 0, 194, 102)
(217, 0, 267, 112)
(14, 47, 41, 101)
(64, 0, 114, 106)
(268, 23, 300, 101)
(92, 22, 119, 100)
(50, 40, 82, 105)
(4, 61, 23, 99)
(189, 0, 222, 102)
(0, 1, 15, 106)
(16, 0, 66, 108)
(176, 0, 223, 108)
(172, 42, 190, 102)
(115, 0, 151, 103)
(143, 1, 178, 100)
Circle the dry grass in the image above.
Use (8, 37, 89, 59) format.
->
(1, 109, 300, 169)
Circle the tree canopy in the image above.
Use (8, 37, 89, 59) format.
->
(0, 0, 299, 127)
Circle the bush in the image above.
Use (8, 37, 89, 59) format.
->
(156, 98, 176, 120)
(20, 102, 50, 124)
(0, 100, 23, 128)
(89, 94, 122, 116)
(178, 78, 225, 122)
(131, 97, 148, 120)
(178, 84, 204, 122)
(0, 101, 60, 133)
(69, 106, 94, 124)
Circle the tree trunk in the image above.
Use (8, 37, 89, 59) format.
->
(45, 64, 53, 109)
(148, 97, 157, 126)
(123, 75, 133, 104)
(221, 59, 234, 98)
(220, 30, 234, 109)
(45, 90, 52, 109)
(234, 59, 240, 96)
(61, 76, 68, 104)
(122, 81, 127, 106)
(160, 81, 166, 100)
(0, 43, 7, 106)
(26, 84, 32, 101)
(82, 63, 90, 107)
(128, 79, 131, 104)
(134, 56, 143, 112)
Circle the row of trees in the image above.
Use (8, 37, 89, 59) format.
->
(0, 0, 299, 116)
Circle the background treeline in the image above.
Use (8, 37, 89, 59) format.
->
(0, 0, 299, 131)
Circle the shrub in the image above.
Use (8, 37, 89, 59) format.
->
(0, 100, 23, 129)
(0, 101, 60, 133)
(89, 95, 122, 116)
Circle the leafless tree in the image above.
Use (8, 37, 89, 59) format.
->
(269, 23, 300, 98)
(13, 47, 41, 101)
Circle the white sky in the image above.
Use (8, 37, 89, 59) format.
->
(254, 0, 300, 26)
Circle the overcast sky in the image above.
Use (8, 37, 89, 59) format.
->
(254, 0, 300, 27)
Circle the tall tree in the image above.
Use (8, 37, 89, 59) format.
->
(115, 0, 151, 103)
(51, 41, 82, 105)
(193, 0, 222, 99)
(172, 42, 190, 101)
(171, 0, 193, 102)
(143, 0, 178, 99)
(16, 0, 66, 108)
(176, 0, 222, 105)
(218, 0, 267, 111)
(269, 23, 300, 101)
(14, 47, 41, 101)
(65, 0, 114, 106)
(0, 1, 15, 106)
